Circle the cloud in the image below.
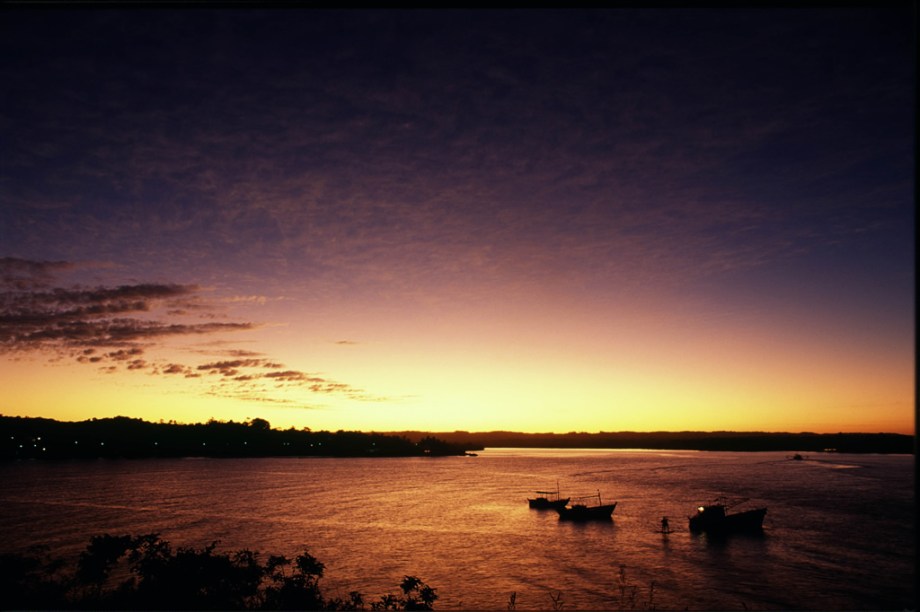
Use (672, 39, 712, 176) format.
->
(222, 295, 284, 305)
(105, 348, 144, 361)
(263, 370, 323, 383)
(196, 362, 370, 399)
(0, 257, 75, 290)
(187, 344, 266, 358)
(261, 370, 362, 395)
(0, 259, 246, 370)
(0, 257, 379, 404)
(197, 359, 285, 376)
(224, 349, 266, 357)
(309, 382, 351, 394)
(161, 363, 192, 375)
(0, 277, 254, 354)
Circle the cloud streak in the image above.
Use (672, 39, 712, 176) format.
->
(0, 272, 252, 354)
(0, 258, 373, 404)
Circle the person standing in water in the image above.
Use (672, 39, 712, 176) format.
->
(661, 516, 670, 533)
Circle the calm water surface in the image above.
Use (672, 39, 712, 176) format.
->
(0, 449, 914, 610)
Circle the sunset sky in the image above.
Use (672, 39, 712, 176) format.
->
(1, 8, 914, 434)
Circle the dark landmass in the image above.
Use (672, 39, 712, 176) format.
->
(1, 415, 912, 459)
(390, 430, 915, 454)
(0, 415, 477, 460)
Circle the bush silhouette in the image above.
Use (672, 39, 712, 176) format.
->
(3, 533, 437, 610)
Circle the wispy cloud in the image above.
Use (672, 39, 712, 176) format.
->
(197, 359, 285, 374)
(0, 264, 248, 356)
(0, 258, 376, 404)
(0, 257, 75, 290)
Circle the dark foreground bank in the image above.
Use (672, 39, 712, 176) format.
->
(1, 533, 436, 610)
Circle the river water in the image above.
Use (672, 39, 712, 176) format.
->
(0, 449, 914, 610)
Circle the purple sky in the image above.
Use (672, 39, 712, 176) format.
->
(1, 8, 915, 432)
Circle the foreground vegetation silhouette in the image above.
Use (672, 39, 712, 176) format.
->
(1, 534, 438, 610)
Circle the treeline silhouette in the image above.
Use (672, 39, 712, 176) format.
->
(392, 430, 914, 454)
(1, 533, 437, 610)
(2, 415, 911, 459)
(0, 416, 479, 460)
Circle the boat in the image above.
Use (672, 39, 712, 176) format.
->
(556, 491, 617, 521)
(528, 482, 569, 509)
(688, 497, 766, 534)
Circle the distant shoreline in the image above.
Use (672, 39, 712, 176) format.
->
(1, 415, 913, 459)
(390, 430, 915, 454)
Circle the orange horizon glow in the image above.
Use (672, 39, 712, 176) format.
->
(1, 286, 913, 437)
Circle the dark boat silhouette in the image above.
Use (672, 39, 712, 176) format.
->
(556, 491, 617, 521)
(689, 497, 766, 534)
(528, 482, 569, 509)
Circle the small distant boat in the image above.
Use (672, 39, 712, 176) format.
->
(689, 497, 766, 534)
(788, 453, 805, 461)
(556, 491, 617, 521)
(528, 482, 569, 509)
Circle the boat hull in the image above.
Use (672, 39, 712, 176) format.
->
(528, 497, 569, 510)
(689, 506, 766, 533)
(557, 502, 617, 521)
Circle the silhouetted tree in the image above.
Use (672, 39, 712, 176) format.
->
(2, 533, 438, 610)
(371, 575, 438, 610)
(249, 418, 271, 431)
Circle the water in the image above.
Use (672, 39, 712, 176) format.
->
(0, 449, 914, 610)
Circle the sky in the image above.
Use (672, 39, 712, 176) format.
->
(1, 7, 915, 434)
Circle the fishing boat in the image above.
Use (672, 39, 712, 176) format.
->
(528, 482, 569, 509)
(688, 497, 766, 534)
(556, 491, 617, 521)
